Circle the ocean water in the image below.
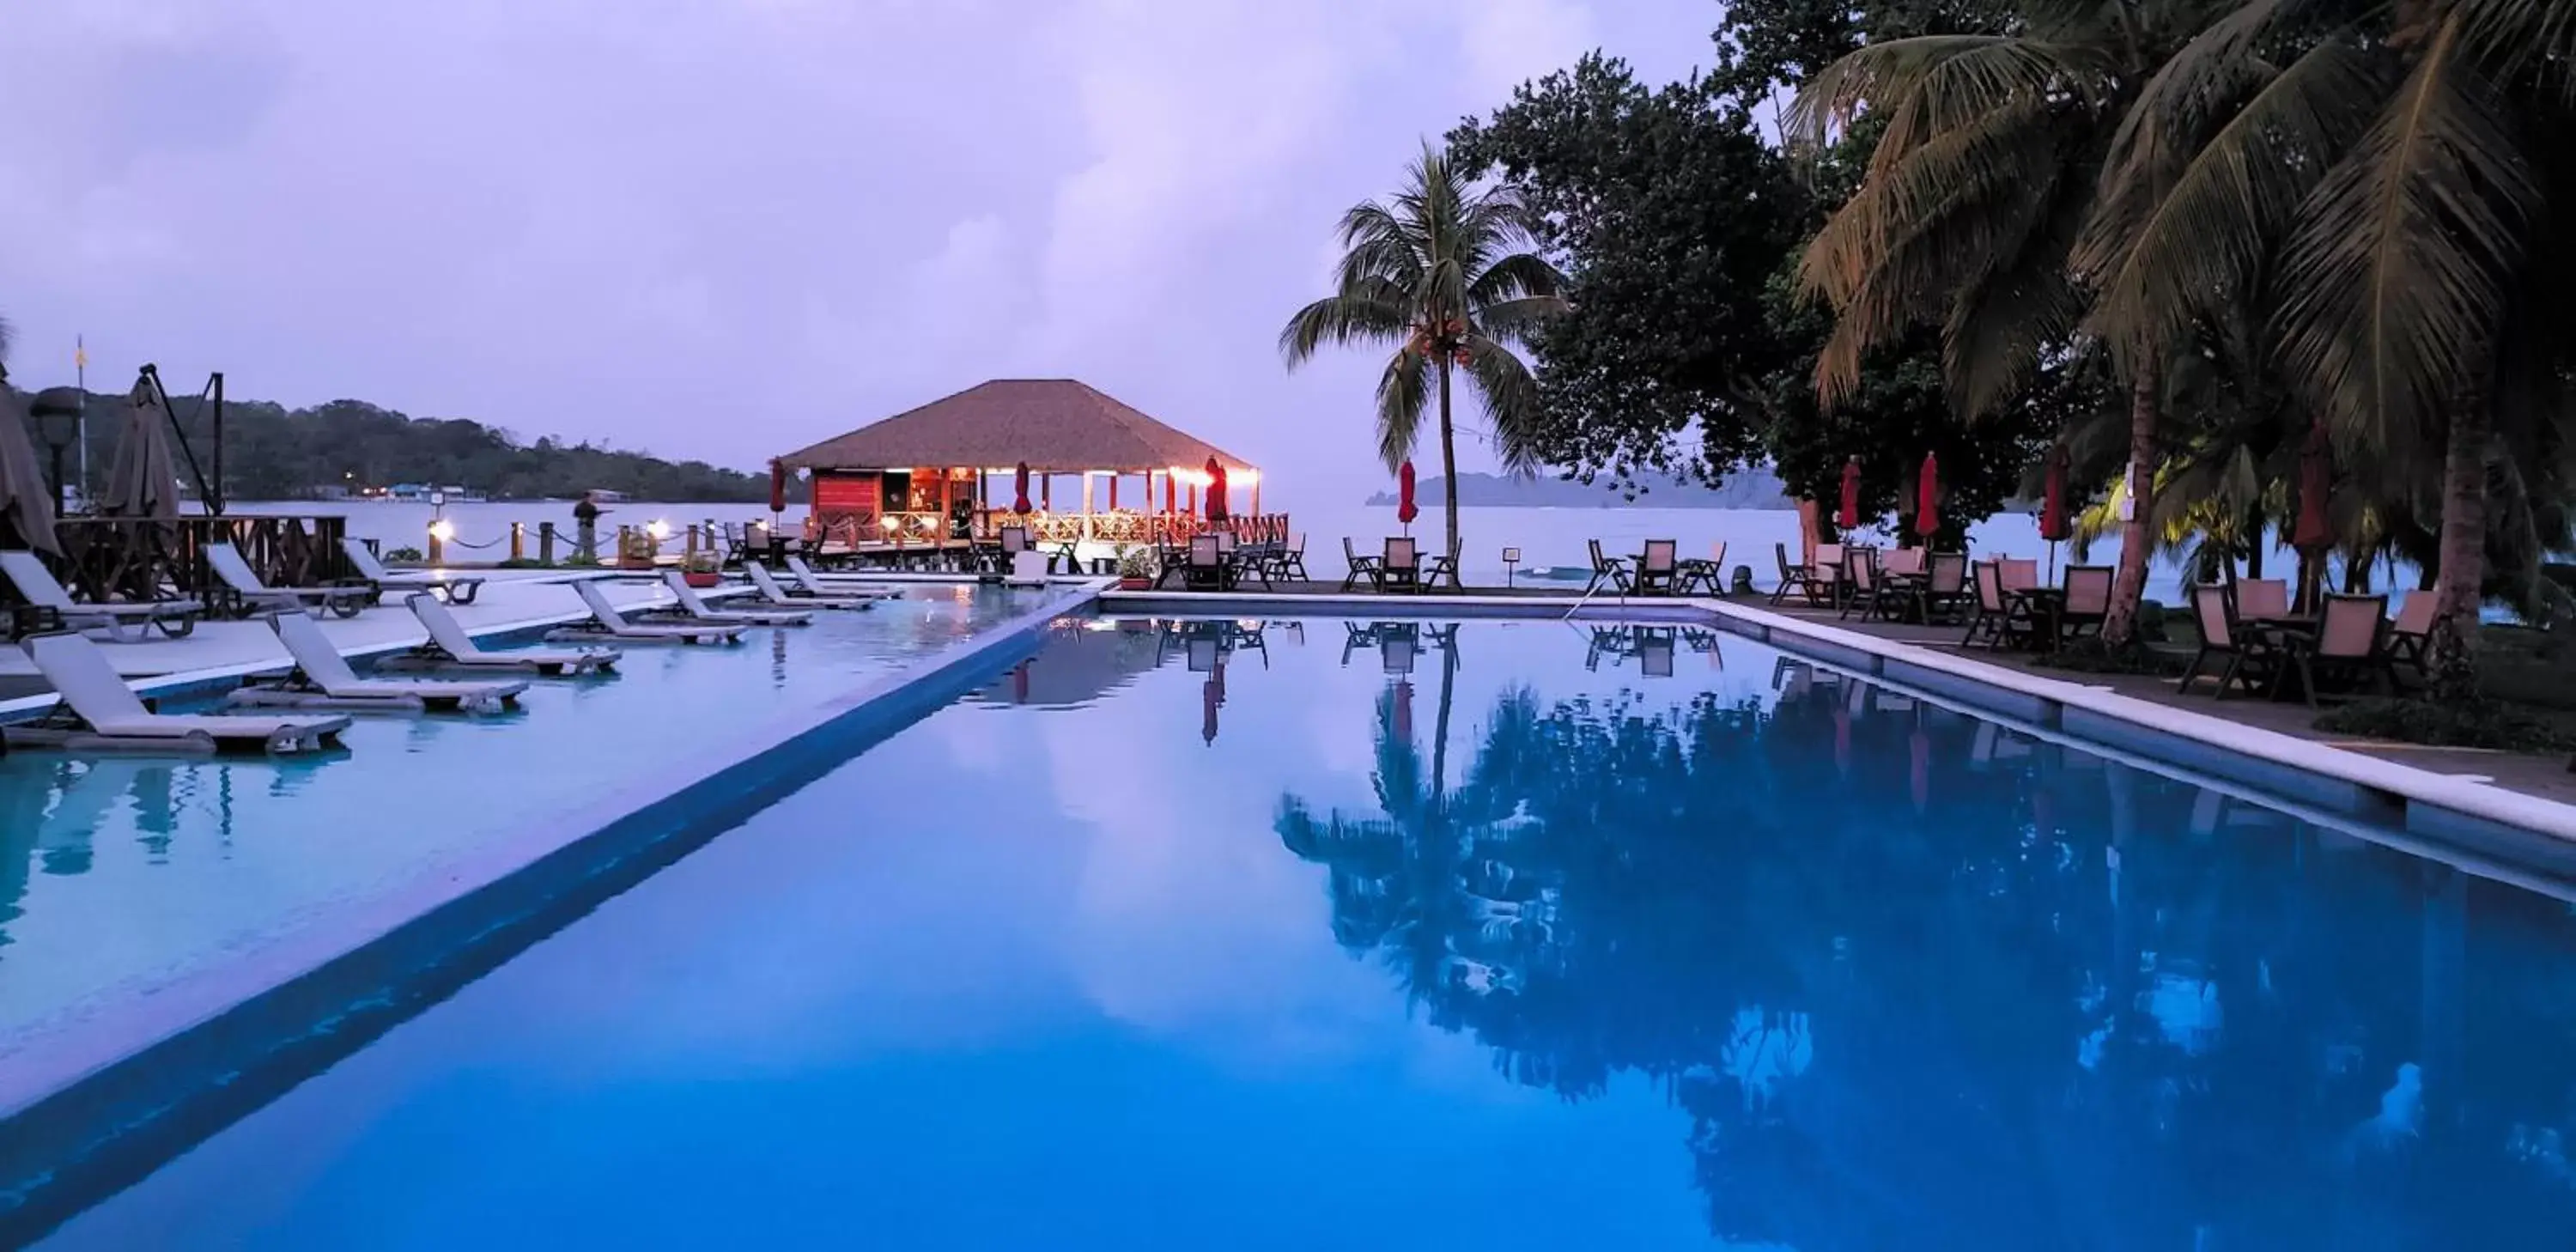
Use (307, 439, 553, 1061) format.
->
(36, 617, 2576, 1249)
(222, 498, 2303, 607)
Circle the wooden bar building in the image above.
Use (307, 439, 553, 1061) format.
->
(776, 379, 1271, 564)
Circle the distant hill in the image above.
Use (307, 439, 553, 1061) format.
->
(1364, 469, 1794, 509)
(9, 387, 766, 503)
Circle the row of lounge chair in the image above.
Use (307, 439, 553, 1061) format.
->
(0, 555, 907, 756)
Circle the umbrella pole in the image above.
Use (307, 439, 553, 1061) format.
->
(2047, 540, 2057, 586)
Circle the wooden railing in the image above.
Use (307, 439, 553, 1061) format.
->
(50, 515, 353, 603)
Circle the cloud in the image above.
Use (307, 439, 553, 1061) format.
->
(0, 0, 1724, 500)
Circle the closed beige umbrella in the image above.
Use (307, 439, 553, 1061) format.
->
(101, 377, 182, 520)
(0, 365, 62, 555)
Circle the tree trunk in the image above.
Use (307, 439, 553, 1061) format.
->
(2428, 395, 2489, 704)
(1437, 357, 1462, 587)
(2103, 368, 2160, 646)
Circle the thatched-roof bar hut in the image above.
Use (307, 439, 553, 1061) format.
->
(777, 379, 1271, 561)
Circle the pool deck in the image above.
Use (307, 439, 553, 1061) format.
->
(0, 573, 793, 713)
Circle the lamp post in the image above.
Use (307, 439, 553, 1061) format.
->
(28, 387, 86, 515)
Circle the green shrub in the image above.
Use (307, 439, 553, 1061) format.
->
(498, 557, 545, 569)
(2314, 697, 2576, 753)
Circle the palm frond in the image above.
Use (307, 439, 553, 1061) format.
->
(1462, 336, 1547, 473)
(1468, 252, 1566, 308)
(2081, 32, 2381, 368)
(1788, 35, 2111, 154)
(1376, 346, 1432, 471)
(1279, 292, 1411, 366)
(2273, 15, 2538, 453)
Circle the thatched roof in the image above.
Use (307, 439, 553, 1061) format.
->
(780, 379, 1254, 474)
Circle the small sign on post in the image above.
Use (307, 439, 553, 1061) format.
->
(1502, 547, 1522, 589)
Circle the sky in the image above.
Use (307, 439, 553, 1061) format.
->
(0, 0, 1725, 504)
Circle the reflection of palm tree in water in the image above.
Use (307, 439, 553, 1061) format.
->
(1279, 627, 1556, 1018)
(1278, 657, 2576, 1249)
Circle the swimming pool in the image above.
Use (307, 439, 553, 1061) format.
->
(0, 586, 1034, 1048)
(29, 617, 2576, 1249)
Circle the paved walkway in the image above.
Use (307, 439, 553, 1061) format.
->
(1747, 596, 2576, 806)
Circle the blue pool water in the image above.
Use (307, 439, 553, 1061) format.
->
(0, 586, 1033, 1044)
(33, 617, 2576, 1249)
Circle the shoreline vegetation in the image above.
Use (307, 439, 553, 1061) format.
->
(1361, 469, 1794, 509)
(9, 386, 767, 504)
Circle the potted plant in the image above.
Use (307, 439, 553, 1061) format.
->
(682, 550, 722, 588)
(1115, 545, 1157, 591)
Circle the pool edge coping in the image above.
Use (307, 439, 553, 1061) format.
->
(1091, 588, 2576, 848)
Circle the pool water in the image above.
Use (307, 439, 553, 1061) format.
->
(34, 617, 2576, 1249)
(0, 586, 1034, 1045)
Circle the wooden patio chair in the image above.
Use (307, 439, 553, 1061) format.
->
(1382, 537, 1424, 593)
(2176, 584, 2284, 698)
(1271, 532, 1309, 582)
(1183, 534, 1226, 591)
(2385, 593, 2434, 675)
(2280, 593, 2400, 708)
(1769, 542, 1820, 605)
(2233, 577, 2291, 622)
(1840, 548, 1897, 622)
(1635, 540, 1680, 596)
(1961, 561, 2035, 650)
(1679, 541, 1728, 595)
(1586, 538, 1634, 596)
(2056, 565, 2114, 644)
(1340, 538, 1383, 592)
(1919, 552, 1970, 623)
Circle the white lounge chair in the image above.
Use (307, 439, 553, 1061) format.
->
(380, 593, 619, 676)
(783, 554, 903, 600)
(340, 538, 485, 605)
(206, 541, 373, 618)
(230, 611, 527, 713)
(0, 550, 202, 642)
(11, 632, 349, 755)
(657, 570, 812, 626)
(744, 562, 884, 611)
(550, 580, 746, 645)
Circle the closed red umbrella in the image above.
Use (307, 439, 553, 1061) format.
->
(2038, 448, 2071, 542)
(1397, 461, 1419, 529)
(1202, 672, 1220, 745)
(1916, 453, 1940, 540)
(768, 459, 787, 514)
(2294, 422, 2332, 550)
(1206, 456, 1228, 522)
(1394, 678, 1413, 744)
(1838, 458, 1862, 531)
(1012, 461, 1033, 515)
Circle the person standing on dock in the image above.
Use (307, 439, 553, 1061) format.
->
(574, 491, 607, 561)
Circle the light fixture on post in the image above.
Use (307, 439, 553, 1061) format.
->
(29, 388, 86, 515)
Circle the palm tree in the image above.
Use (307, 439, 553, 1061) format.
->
(1281, 143, 1566, 586)
(1789, 0, 2226, 642)
(2080, 0, 2576, 696)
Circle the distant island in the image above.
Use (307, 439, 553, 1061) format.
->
(1364, 470, 1794, 510)
(13, 387, 768, 503)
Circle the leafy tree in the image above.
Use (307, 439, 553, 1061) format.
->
(1280, 144, 1567, 583)
(1447, 58, 1806, 490)
(2085, 0, 2576, 694)
(1785, 0, 2228, 641)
